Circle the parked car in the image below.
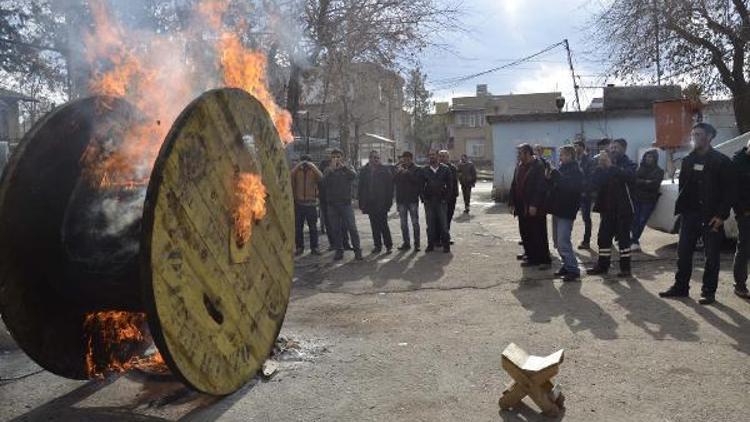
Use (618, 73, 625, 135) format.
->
(647, 131, 750, 240)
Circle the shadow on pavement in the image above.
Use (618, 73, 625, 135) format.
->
(9, 373, 225, 422)
(686, 300, 750, 355)
(604, 279, 700, 342)
(512, 278, 619, 340)
(498, 400, 565, 422)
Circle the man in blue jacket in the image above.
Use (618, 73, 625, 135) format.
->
(586, 138, 637, 277)
(660, 123, 736, 304)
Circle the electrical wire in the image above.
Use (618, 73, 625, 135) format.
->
(430, 41, 567, 89)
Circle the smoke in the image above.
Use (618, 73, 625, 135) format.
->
(74, 0, 292, 239)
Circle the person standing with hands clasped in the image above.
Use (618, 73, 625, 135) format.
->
(358, 151, 395, 254)
(509, 144, 551, 269)
(322, 149, 363, 261)
(394, 151, 423, 251)
(546, 145, 583, 281)
(660, 123, 736, 304)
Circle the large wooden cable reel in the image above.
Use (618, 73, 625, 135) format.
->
(0, 88, 294, 395)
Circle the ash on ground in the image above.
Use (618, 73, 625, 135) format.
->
(270, 336, 329, 363)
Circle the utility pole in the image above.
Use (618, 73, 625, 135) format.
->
(563, 39, 584, 136)
(652, 0, 662, 85)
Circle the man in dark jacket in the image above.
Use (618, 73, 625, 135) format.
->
(394, 151, 423, 251)
(422, 150, 453, 253)
(439, 150, 459, 235)
(732, 138, 750, 298)
(574, 140, 595, 250)
(548, 145, 583, 281)
(359, 151, 395, 254)
(457, 154, 478, 214)
(587, 138, 637, 277)
(323, 149, 363, 261)
(659, 123, 736, 304)
(509, 143, 551, 269)
(631, 149, 664, 251)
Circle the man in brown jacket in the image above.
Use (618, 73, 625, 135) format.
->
(291, 155, 323, 255)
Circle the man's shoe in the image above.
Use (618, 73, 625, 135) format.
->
(354, 249, 364, 260)
(553, 268, 569, 277)
(578, 243, 591, 250)
(562, 273, 581, 282)
(464, 209, 470, 214)
(520, 261, 538, 268)
(449, 240, 455, 245)
(344, 244, 354, 251)
(435, 241, 442, 248)
(630, 243, 641, 252)
(333, 251, 344, 261)
(658, 287, 689, 298)
(295, 247, 304, 256)
(398, 244, 411, 251)
(699, 296, 715, 305)
(425, 245, 435, 252)
(616, 270, 632, 278)
(516, 254, 528, 261)
(537, 263, 551, 271)
(735, 286, 750, 298)
(310, 248, 322, 256)
(586, 266, 608, 275)
(443, 246, 451, 253)
(371, 247, 382, 254)
(385, 248, 393, 255)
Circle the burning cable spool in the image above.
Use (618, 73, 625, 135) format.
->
(0, 88, 294, 395)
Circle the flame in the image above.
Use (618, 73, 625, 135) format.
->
(83, 311, 168, 377)
(198, 1, 294, 144)
(233, 172, 267, 247)
(82, 0, 294, 190)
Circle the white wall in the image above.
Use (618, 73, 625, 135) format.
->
(491, 115, 656, 197)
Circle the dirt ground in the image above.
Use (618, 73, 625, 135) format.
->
(3, 181, 750, 421)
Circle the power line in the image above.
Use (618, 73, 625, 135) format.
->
(430, 41, 567, 89)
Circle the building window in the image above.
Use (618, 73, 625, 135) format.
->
(466, 139, 484, 157)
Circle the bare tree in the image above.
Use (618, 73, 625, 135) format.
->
(592, 0, 750, 133)
(285, 0, 462, 158)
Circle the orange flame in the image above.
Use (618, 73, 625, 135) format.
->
(233, 172, 268, 246)
(83, 0, 193, 188)
(198, 1, 294, 144)
(83, 311, 167, 377)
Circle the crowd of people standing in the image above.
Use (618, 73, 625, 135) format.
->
(290, 149, 477, 261)
(510, 122, 750, 305)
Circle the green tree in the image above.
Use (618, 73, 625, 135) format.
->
(404, 66, 433, 156)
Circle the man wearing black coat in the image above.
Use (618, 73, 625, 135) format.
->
(323, 149, 363, 261)
(394, 151, 423, 251)
(732, 138, 750, 298)
(358, 151, 395, 254)
(458, 154, 478, 214)
(660, 123, 736, 304)
(422, 151, 453, 253)
(587, 138, 637, 277)
(509, 143, 551, 269)
(439, 150, 459, 235)
(631, 149, 664, 251)
(547, 145, 583, 281)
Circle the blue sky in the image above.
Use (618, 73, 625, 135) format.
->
(421, 0, 621, 110)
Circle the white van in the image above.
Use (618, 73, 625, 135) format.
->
(647, 131, 750, 240)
